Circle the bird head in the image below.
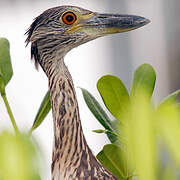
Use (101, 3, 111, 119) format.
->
(26, 6, 150, 68)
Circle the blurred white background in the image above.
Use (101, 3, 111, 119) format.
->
(0, 0, 180, 179)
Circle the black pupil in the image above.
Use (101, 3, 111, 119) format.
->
(66, 15, 74, 22)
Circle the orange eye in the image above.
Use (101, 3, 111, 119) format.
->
(62, 12, 77, 25)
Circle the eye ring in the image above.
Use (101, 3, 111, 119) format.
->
(62, 12, 77, 25)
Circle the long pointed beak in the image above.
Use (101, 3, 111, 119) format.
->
(86, 13, 150, 35)
(95, 13, 149, 30)
(67, 13, 150, 38)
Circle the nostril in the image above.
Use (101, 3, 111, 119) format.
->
(97, 14, 110, 19)
(98, 16, 108, 19)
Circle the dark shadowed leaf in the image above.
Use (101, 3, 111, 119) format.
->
(97, 144, 127, 180)
(30, 91, 51, 133)
(81, 88, 113, 131)
(97, 75, 129, 121)
(131, 64, 156, 98)
(0, 38, 13, 86)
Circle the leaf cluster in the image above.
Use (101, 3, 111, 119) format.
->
(82, 64, 180, 180)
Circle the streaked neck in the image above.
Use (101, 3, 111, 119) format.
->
(46, 58, 89, 179)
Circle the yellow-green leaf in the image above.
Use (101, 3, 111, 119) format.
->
(156, 103, 180, 166)
(97, 75, 129, 121)
(158, 89, 180, 107)
(123, 91, 156, 180)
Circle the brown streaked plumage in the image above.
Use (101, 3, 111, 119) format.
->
(26, 5, 149, 180)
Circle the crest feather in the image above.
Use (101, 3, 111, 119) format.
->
(25, 13, 45, 69)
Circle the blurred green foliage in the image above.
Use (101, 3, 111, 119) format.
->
(0, 131, 41, 180)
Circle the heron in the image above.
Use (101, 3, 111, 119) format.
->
(26, 5, 149, 180)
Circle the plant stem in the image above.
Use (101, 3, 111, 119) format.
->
(2, 93, 19, 134)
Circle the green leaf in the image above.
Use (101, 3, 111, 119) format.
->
(97, 144, 128, 180)
(158, 89, 180, 107)
(97, 75, 129, 121)
(0, 131, 41, 180)
(93, 129, 124, 145)
(93, 129, 109, 133)
(81, 88, 113, 131)
(0, 38, 13, 86)
(93, 129, 118, 137)
(30, 91, 51, 133)
(131, 64, 156, 98)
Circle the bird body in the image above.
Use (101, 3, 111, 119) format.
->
(26, 5, 149, 179)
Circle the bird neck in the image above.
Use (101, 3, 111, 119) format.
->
(46, 57, 91, 178)
(42, 55, 117, 179)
